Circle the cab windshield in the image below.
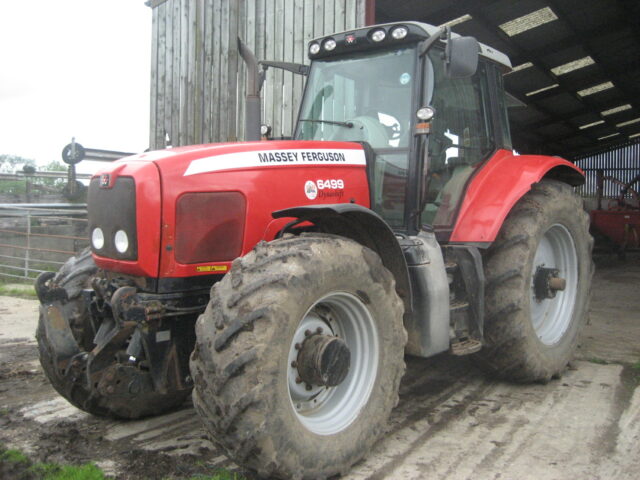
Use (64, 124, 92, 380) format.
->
(295, 47, 417, 228)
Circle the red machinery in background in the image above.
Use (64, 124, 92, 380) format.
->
(591, 170, 640, 256)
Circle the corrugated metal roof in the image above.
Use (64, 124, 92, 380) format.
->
(376, 0, 640, 159)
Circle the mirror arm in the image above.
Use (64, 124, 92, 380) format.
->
(259, 60, 310, 76)
(443, 26, 452, 68)
(418, 27, 445, 57)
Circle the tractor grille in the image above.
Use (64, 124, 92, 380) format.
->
(88, 176, 138, 260)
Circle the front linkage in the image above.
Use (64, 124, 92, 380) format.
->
(35, 249, 203, 418)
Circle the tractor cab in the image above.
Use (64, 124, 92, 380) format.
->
(294, 22, 513, 238)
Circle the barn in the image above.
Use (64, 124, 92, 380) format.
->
(147, 0, 639, 254)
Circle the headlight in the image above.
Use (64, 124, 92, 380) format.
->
(370, 29, 386, 42)
(391, 26, 408, 40)
(114, 230, 129, 253)
(323, 38, 336, 51)
(416, 106, 436, 121)
(309, 42, 320, 55)
(260, 124, 272, 136)
(91, 227, 104, 250)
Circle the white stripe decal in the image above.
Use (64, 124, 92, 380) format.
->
(183, 149, 366, 176)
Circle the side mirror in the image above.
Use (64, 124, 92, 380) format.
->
(444, 34, 479, 78)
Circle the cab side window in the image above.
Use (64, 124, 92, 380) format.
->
(494, 66, 513, 151)
(422, 53, 494, 227)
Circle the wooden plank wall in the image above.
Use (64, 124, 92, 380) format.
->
(150, 0, 367, 149)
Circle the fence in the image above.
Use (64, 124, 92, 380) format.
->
(575, 140, 640, 199)
(0, 171, 92, 204)
(0, 204, 88, 282)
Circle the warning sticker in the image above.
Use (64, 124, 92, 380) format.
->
(184, 148, 366, 176)
(196, 265, 229, 272)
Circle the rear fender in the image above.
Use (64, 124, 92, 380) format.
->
(273, 204, 412, 313)
(450, 150, 584, 243)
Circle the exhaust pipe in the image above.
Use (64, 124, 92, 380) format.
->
(237, 37, 261, 142)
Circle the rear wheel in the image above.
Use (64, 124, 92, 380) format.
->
(478, 180, 593, 382)
(190, 234, 406, 479)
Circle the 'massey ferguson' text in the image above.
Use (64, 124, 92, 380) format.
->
(258, 151, 346, 163)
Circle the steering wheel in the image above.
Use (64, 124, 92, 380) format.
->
(330, 116, 390, 149)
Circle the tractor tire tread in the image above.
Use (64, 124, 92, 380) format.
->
(190, 234, 405, 479)
(477, 179, 593, 383)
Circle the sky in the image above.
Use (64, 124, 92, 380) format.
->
(0, 0, 151, 174)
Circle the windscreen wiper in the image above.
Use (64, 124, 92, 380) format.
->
(299, 119, 354, 128)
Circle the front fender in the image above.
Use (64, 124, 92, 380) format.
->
(273, 204, 412, 313)
(450, 150, 584, 243)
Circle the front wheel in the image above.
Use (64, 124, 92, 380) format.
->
(36, 249, 191, 418)
(190, 234, 406, 479)
(478, 180, 594, 382)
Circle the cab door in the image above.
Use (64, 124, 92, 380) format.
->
(421, 54, 497, 238)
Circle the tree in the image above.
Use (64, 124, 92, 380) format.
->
(43, 160, 67, 172)
(0, 154, 36, 173)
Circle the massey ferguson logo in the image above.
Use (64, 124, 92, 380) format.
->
(304, 179, 344, 200)
(304, 180, 318, 200)
(100, 174, 110, 188)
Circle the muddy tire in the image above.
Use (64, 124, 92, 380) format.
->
(478, 180, 594, 382)
(36, 249, 191, 418)
(190, 234, 406, 479)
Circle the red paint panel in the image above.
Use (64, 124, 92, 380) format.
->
(91, 160, 162, 277)
(175, 192, 247, 263)
(449, 150, 584, 243)
(151, 141, 370, 278)
(591, 210, 640, 248)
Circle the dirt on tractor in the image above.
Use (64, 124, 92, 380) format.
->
(1, 254, 639, 480)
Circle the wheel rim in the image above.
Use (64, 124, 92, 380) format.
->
(530, 224, 578, 345)
(287, 292, 379, 436)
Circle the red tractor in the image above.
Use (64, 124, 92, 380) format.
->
(35, 22, 592, 479)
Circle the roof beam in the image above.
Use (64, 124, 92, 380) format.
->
(375, 0, 640, 157)
(474, 3, 640, 156)
(455, 8, 587, 156)
(508, 19, 624, 65)
(546, 0, 640, 116)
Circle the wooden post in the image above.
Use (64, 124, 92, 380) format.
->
(25, 210, 31, 279)
(365, 0, 375, 25)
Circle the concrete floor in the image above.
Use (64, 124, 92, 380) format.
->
(0, 254, 639, 479)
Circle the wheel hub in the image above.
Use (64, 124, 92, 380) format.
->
(530, 224, 578, 345)
(287, 292, 379, 435)
(296, 334, 351, 387)
(533, 266, 566, 300)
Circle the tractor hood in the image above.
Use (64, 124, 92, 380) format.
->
(90, 140, 371, 285)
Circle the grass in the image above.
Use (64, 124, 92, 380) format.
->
(632, 360, 640, 371)
(0, 281, 37, 298)
(35, 463, 106, 480)
(2, 448, 29, 464)
(0, 446, 106, 480)
(1, 445, 246, 480)
(587, 357, 608, 365)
